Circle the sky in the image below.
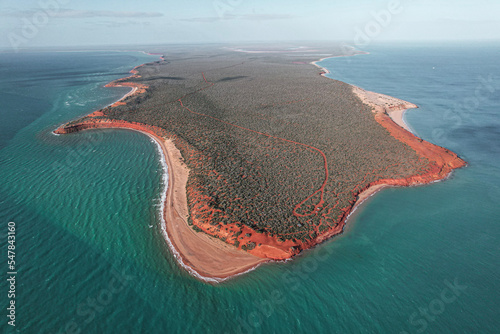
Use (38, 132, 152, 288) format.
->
(1, 0, 499, 50)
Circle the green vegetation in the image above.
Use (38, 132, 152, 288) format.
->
(74, 44, 429, 244)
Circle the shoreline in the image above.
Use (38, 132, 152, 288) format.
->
(311, 55, 466, 240)
(352, 86, 417, 133)
(100, 51, 165, 109)
(54, 119, 267, 282)
(54, 50, 466, 282)
(103, 63, 149, 108)
(312, 55, 415, 133)
(150, 130, 267, 282)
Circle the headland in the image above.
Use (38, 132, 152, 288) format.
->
(54, 44, 466, 281)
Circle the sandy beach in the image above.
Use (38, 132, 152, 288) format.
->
(152, 134, 267, 281)
(312, 57, 415, 132)
(352, 86, 417, 132)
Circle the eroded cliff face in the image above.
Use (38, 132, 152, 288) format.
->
(54, 119, 165, 136)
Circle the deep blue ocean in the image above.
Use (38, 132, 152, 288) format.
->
(0, 45, 498, 333)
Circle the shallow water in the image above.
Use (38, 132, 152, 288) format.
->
(0, 45, 498, 333)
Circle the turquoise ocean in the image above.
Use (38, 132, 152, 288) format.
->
(0, 45, 498, 333)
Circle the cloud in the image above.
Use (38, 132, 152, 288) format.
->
(181, 13, 296, 23)
(240, 14, 297, 21)
(2, 9, 163, 19)
(180, 17, 221, 23)
(92, 20, 153, 28)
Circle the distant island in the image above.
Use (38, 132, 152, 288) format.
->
(55, 44, 466, 281)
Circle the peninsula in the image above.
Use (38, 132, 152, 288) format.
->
(55, 44, 466, 281)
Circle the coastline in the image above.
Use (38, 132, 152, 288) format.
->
(311, 55, 466, 241)
(54, 50, 466, 282)
(352, 86, 417, 133)
(152, 131, 267, 281)
(54, 119, 267, 282)
(103, 64, 149, 108)
(312, 56, 415, 133)
(101, 52, 165, 109)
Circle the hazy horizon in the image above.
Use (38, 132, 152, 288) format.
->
(1, 0, 499, 52)
(3, 38, 500, 52)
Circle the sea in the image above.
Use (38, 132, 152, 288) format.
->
(0, 44, 498, 333)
